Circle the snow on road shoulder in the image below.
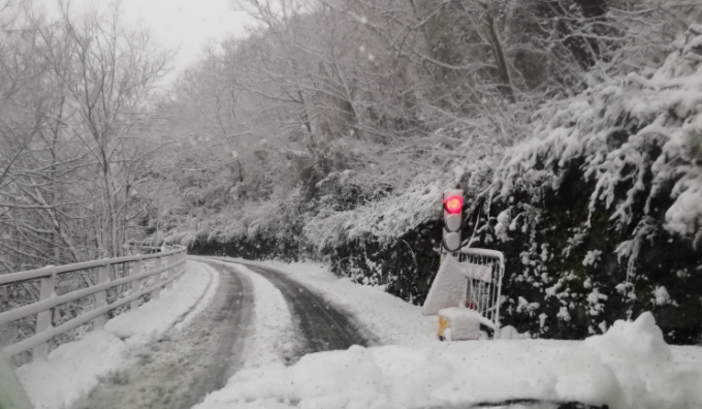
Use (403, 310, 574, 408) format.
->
(106, 259, 214, 343)
(16, 331, 126, 409)
(16, 259, 216, 409)
(175, 261, 220, 331)
(216, 258, 436, 346)
(190, 313, 702, 409)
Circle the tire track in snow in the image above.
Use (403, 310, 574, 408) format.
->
(70, 261, 254, 409)
(229, 261, 374, 358)
(229, 263, 300, 368)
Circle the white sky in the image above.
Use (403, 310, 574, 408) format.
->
(35, 0, 252, 82)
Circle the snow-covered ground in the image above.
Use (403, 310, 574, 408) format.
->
(15, 259, 217, 409)
(194, 258, 702, 409)
(213, 258, 437, 346)
(249, 259, 701, 359)
(196, 312, 702, 409)
(19, 255, 700, 409)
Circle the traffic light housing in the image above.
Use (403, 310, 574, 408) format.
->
(442, 189, 463, 253)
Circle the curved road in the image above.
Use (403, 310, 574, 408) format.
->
(72, 262, 254, 409)
(71, 258, 372, 409)
(237, 262, 372, 356)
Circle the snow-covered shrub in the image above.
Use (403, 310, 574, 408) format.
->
(328, 219, 442, 304)
(468, 26, 702, 343)
(304, 182, 441, 250)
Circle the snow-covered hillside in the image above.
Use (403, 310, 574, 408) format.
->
(465, 26, 702, 342)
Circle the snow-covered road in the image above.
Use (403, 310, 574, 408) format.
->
(64, 257, 376, 409)
(69, 261, 254, 409)
(239, 263, 375, 357)
(16, 260, 217, 409)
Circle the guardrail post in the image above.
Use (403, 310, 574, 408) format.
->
(130, 259, 143, 311)
(153, 256, 162, 300)
(174, 253, 180, 283)
(33, 270, 57, 361)
(166, 254, 174, 291)
(93, 265, 110, 330)
(176, 252, 185, 282)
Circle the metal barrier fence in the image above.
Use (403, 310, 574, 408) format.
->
(455, 247, 505, 332)
(0, 247, 187, 361)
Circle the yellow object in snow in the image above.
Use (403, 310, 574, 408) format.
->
(437, 307, 482, 341)
(438, 315, 451, 338)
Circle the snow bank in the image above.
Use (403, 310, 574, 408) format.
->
(175, 261, 221, 331)
(15, 259, 216, 409)
(105, 260, 215, 344)
(216, 258, 437, 346)
(195, 312, 702, 409)
(15, 331, 126, 409)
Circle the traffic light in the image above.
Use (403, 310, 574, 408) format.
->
(442, 189, 463, 253)
(444, 195, 463, 215)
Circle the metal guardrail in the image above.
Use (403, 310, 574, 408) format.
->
(0, 247, 188, 361)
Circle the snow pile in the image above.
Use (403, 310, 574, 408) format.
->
(195, 312, 702, 409)
(499, 325, 529, 340)
(16, 331, 126, 409)
(15, 260, 216, 409)
(105, 261, 215, 344)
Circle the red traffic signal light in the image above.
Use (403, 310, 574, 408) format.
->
(444, 195, 463, 214)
